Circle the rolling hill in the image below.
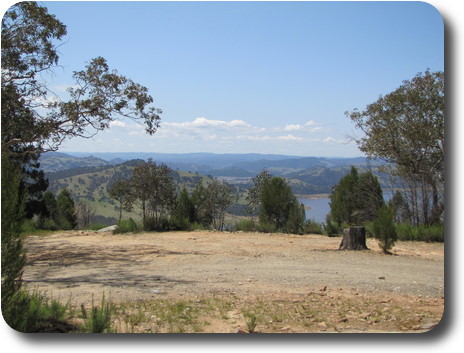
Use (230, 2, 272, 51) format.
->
(41, 152, 389, 225)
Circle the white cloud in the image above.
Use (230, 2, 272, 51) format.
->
(110, 121, 126, 128)
(304, 120, 316, 126)
(236, 135, 272, 141)
(229, 120, 251, 128)
(280, 120, 323, 133)
(277, 134, 304, 141)
(323, 137, 337, 143)
(165, 117, 251, 130)
(283, 124, 302, 131)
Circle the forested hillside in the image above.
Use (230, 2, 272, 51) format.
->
(45, 160, 217, 224)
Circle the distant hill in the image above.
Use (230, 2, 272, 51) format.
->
(41, 152, 391, 224)
(40, 152, 112, 173)
(46, 160, 217, 225)
(62, 152, 374, 175)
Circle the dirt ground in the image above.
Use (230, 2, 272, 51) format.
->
(23, 230, 444, 333)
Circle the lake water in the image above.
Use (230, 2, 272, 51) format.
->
(298, 190, 394, 224)
(298, 198, 330, 224)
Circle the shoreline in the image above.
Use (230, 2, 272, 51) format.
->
(296, 193, 330, 199)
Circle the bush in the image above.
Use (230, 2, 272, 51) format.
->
(170, 215, 192, 231)
(395, 223, 444, 242)
(40, 218, 59, 231)
(257, 221, 277, 233)
(190, 222, 209, 231)
(80, 294, 114, 333)
(3, 290, 73, 333)
(372, 206, 398, 253)
(21, 218, 37, 233)
(114, 218, 141, 234)
(303, 219, 324, 235)
(235, 219, 258, 232)
(324, 214, 339, 236)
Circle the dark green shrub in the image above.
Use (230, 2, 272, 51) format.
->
(303, 219, 324, 235)
(395, 223, 444, 242)
(3, 290, 73, 332)
(114, 218, 141, 234)
(21, 218, 37, 233)
(257, 221, 277, 233)
(170, 215, 192, 231)
(372, 206, 398, 253)
(284, 201, 306, 234)
(81, 294, 114, 333)
(324, 214, 339, 236)
(235, 219, 258, 232)
(420, 224, 444, 242)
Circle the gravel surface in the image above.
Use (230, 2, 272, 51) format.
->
(23, 230, 444, 304)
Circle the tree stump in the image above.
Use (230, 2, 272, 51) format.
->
(339, 226, 369, 250)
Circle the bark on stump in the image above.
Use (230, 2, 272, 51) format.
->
(339, 226, 369, 250)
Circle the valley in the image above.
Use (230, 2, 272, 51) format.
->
(41, 152, 388, 225)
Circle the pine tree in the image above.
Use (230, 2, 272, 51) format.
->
(259, 177, 302, 232)
(173, 188, 196, 224)
(372, 205, 398, 253)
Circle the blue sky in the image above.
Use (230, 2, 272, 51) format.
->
(13, 1, 445, 156)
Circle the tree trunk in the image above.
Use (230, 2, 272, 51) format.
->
(339, 226, 369, 250)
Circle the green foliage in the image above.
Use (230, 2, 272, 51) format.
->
(114, 218, 141, 234)
(56, 188, 77, 229)
(84, 223, 107, 231)
(256, 221, 277, 233)
(259, 177, 302, 232)
(372, 206, 398, 253)
(329, 167, 384, 227)
(131, 159, 177, 230)
(246, 169, 271, 216)
(1, 154, 26, 308)
(329, 167, 359, 226)
(242, 310, 260, 333)
(173, 188, 196, 224)
(303, 219, 324, 235)
(191, 180, 235, 230)
(107, 178, 135, 222)
(2, 3, 161, 154)
(235, 219, 258, 232)
(395, 223, 444, 243)
(347, 70, 444, 225)
(80, 294, 114, 333)
(284, 201, 306, 234)
(2, 290, 72, 333)
(324, 214, 339, 236)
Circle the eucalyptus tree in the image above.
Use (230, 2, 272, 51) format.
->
(346, 70, 444, 225)
(2, 2, 162, 154)
(108, 179, 135, 223)
(191, 180, 235, 230)
(245, 169, 271, 217)
(1, 2, 162, 310)
(131, 159, 177, 230)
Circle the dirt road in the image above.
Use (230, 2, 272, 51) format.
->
(22, 230, 445, 332)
